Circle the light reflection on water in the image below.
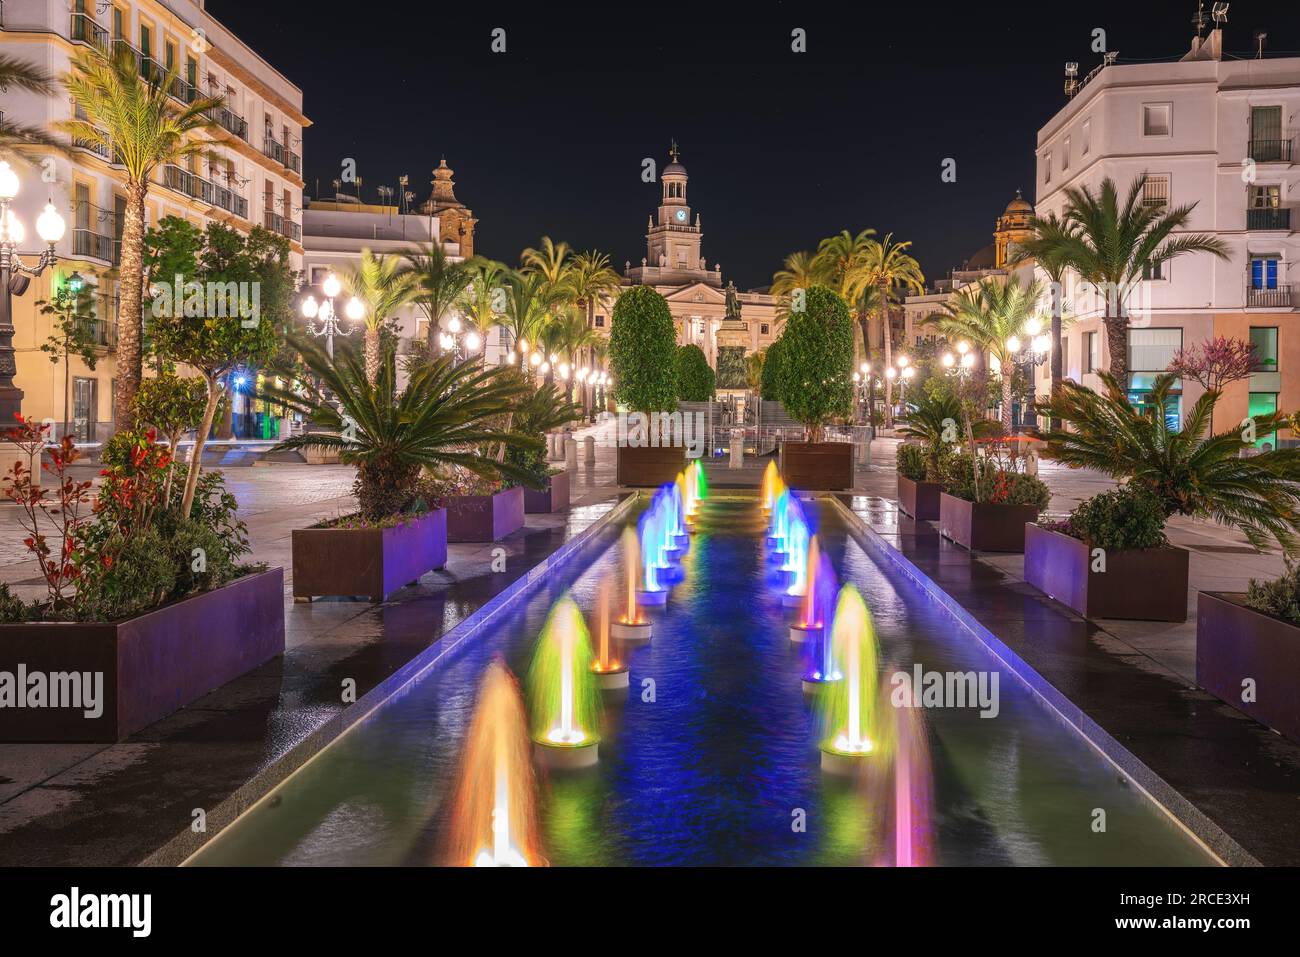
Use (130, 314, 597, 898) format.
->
(191, 496, 1215, 867)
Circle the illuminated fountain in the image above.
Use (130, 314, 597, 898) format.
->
(690, 459, 708, 507)
(446, 659, 543, 866)
(817, 585, 881, 775)
(611, 527, 652, 641)
(889, 696, 934, 866)
(789, 536, 832, 643)
(526, 597, 601, 769)
(767, 489, 791, 552)
(761, 460, 783, 514)
(780, 509, 810, 606)
(590, 580, 630, 690)
(675, 473, 695, 538)
(635, 499, 671, 605)
(667, 482, 689, 552)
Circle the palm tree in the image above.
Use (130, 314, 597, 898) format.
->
(770, 250, 824, 320)
(568, 249, 622, 330)
(1032, 372, 1300, 555)
(342, 250, 417, 385)
(401, 242, 474, 352)
(924, 275, 1043, 433)
(1009, 212, 1078, 429)
(848, 235, 925, 426)
(58, 43, 224, 433)
(1048, 175, 1229, 389)
(265, 334, 539, 521)
(499, 269, 557, 361)
(899, 388, 996, 481)
(0, 55, 64, 157)
(811, 230, 875, 355)
(456, 257, 509, 358)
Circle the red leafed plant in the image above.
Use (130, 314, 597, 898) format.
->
(2, 414, 94, 612)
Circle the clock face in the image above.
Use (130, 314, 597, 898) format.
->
(675, 209, 687, 222)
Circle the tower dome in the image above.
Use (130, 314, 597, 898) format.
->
(1003, 190, 1032, 216)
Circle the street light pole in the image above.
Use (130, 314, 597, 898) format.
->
(0, 160, 69, 426)
(300, 271, 361, 360)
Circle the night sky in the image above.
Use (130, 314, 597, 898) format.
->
(207, 1, 1300, 291)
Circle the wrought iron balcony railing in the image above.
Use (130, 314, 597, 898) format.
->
(1248, 138, 1295, 163)
(262, 210, 301, 243)
(69, 13, 108, 47)
(161, 165, 249, 218)
(1246, 284, 1297, 309)
(1246, 207, 1292, 230)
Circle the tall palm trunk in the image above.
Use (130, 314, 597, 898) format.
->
(857, 314, 874, 424)
(879, 280, 894, 427)
(1001, 369, 1014, 434)
(1048, 276, 1063, 430)
(364, 327, 381, 385)
(114, 179, 148, 433)
(1104, 300, 1129, 394)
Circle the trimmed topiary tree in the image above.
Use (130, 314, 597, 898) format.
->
(609, 285, 678, 411)
(776, 285, 853, 440)
(675, 344, 715, 402)
(761, 337, 785, 402)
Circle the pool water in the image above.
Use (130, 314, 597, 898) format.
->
(190, 495, 1215, 866)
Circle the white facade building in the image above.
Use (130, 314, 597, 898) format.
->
(1032, 27, 1300, 436)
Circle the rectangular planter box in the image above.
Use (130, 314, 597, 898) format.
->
(938, 492, 1038, 552)
(779, 441, 853, 490)
(1024, 524, 1188, 621)
(1197, 592, 1300, 744)
(524, 470, 570, 514)
(292, 509, 447, 602)
(0, 568, 285, 742)
(446, 486, 525, 542)
(616, 444, 686, 487)
(897, 475, 942, 520)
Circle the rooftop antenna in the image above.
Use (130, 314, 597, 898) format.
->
(1211, 3, 1229, 28)
(1254, 30, 1267, 58)
(1192, 1, 1209, 38)
(1103, 50, 1119, 66)
(1064, 61, 1079, 99)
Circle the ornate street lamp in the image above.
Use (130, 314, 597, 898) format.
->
(0, 160, 68, 423)
(299, 271, 363, 359)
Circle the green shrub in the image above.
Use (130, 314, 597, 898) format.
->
(941, 452, 1050, 511)
(989, 472, 1051, 511)
(896, 443, 928, 482)
(675, 344, 716, 402)
(761, 337, 786, 402)
(608, 285, 678, 412)
(0, 583, 32, 623)
(1245, 564, 1300, 625)
(776, 286, 853, 437)
(1063, 486, 1168, 551)
(76, 528, 178, 622)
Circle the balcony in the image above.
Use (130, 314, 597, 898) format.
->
(72, 205, 119, 265)
(78, 318, 118, 350)
(206, 104, 249, 141)
(1248, 138, 1295, 163)
(262, 136, 301, 175)
(1246, 207, 1292, 231)
(262, 210, 301, 243)
(161, 165, 249, 218)
(1247, 284, 1297, 309)
(69, 13, 108, 47)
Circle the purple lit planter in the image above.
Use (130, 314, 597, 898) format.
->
(1197, 592, 1300, 744)
(524, 471, 570, 514)
(292, 510, 447, 602)
(0, 567, 285, 742)
(1024, 524, 1188, 621)
(445, 486, 525, 542)
(938, 493, 1037, 552)
(897, 475, 942, 521)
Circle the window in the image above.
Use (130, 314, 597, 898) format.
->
(1250, 256, 1279, 290)
(309, 266, 329, 286)
(1084, 331, 1100, 373)
(1142, 260, 1165, 281)
(186, 56, 198, 89)
(760, 323, 769, 335)
(1248, 392, 1279, 449)
(1142, 103, 1172, 137)
(1250, 106, 1284, 160)
(1062, 136, 1071, 171)
(1142, 174, 1170, 208)
(112, 7, 124, 40)
(595, 315, 605, 328)
(1250, 185, 1281, 209)
(1250, 327, 1278, 371)
(139, 25, 151, 58)
(1081, 119, 1091, 156)
(1043, 152, 1051, 184)
(1129, 328, 1182, 372)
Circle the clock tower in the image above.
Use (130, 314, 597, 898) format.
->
(646, 142, 703, 272)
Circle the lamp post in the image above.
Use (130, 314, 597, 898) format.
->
(0, 160, 68, 424)
(1004, 318, 1051, 430)
(299, 271, 363, 360)
(435, 313, 483, 362)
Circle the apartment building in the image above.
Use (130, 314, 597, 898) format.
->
(1032, 26, 1299, 442)
(0, 0, 306, 440)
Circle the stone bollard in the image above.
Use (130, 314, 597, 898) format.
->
(565, 436, 578, 471)
(583, 435, 596, 464)
(729, 429, 744, 468)
(550, 432, 564, 461)
(1026, 448, 1039, 477)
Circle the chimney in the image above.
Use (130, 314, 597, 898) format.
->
(1182, 28, 1224, 61)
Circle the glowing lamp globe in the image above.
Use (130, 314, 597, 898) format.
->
(301, 296, 319, 319)
(0, 161, 18, 201)
(36, 202, 66, 244)
(322, 273, 341, 298)
(447, 315, 461, 333)
(961, 352, 976, 369)
(345, 297, 365, 321)
(942, 352, 955, 368)
(1005, 335, 1021, 353)
(465, 331, 481, 351)
(2, 209, 24, 245)
(1025, 316, 1043, 336)
(956, 340, 970, 355)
